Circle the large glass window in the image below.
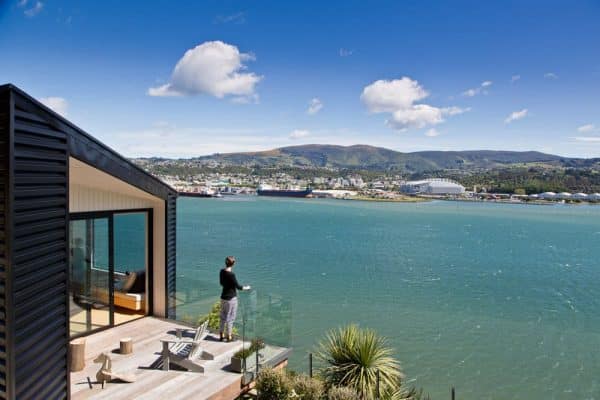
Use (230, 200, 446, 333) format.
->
(69, 210, 150, 337)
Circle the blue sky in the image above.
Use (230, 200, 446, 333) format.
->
(1, 0, 600, 158)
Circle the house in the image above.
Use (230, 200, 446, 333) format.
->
(0, 84, 178, 399)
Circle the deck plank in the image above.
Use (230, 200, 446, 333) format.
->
(70, 317, 249, 400)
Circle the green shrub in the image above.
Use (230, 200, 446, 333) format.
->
(250, 337, 266, 352)
(292, 374, 325, 400)
(327, 386, 359, 400)
(233, 346, 253, 360)
(197, 301, 221, 331)
(233, 337, 267, 360)
(256, 368, 293, 400)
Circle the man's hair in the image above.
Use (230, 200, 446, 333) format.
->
(225, 256, 236, 267)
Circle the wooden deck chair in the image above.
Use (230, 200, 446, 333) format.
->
(160, 320, 212, 372)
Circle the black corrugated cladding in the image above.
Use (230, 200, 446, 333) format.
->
(0, 85, 70, 400)
(0, 84, 178, 399)
(0, 86, 10, 399)
(166, 192, 177, 319)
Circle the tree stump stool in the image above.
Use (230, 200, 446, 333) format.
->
(120, 338, 133, 355)
(70, 338, 86, 372)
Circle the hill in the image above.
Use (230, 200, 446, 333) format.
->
(192, 144, 598, 173)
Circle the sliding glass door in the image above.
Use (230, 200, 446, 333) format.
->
(69, 210, 151, 337)
(69, 217, 112, 336)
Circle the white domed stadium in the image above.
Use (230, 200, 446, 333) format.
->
(400, 178, 465, 195)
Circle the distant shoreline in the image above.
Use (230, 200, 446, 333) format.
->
(339, 195, 428, 203)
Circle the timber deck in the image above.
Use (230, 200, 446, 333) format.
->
(70, 317, 288, 400)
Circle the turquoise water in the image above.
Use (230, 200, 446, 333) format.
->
(176, 197, 600, 399)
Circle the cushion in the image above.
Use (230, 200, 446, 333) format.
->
(128, 270, 146, 293)
(120, 271, 137, 292)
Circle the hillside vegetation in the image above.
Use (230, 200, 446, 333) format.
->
(135, 144, 600, 193)
(192, 144, 599, 173)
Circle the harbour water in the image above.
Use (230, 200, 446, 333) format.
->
(176, 196, 600, 399)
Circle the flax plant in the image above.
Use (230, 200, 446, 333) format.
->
(316, 324, 404, 399)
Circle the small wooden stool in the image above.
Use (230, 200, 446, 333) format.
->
(120, 338, 133, 355)
(70, 338, 86, 372)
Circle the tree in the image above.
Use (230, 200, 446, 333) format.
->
(316, 324, 403, 399)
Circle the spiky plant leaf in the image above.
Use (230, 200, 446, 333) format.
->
(316, 324, 403, 399)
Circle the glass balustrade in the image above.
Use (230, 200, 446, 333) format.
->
(174, 274, 293, 377)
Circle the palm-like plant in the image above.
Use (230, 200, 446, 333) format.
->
(316, 324, 403, 399)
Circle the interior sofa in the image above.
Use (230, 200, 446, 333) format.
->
(89, 269, 146, 312)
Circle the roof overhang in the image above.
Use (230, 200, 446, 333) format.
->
(0, 83, 177, 201)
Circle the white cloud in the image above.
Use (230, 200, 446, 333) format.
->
(462, 81, 493, 97)
(23, 1, 43, 17)
(40, 97, 68, 116)
(442, 106, 471, 116)
(577, 124, 596, 133)
(361, 78, 429, 113)
(573, 137, 600, 142)
(339, 48, 354, 57)
(387, 104, 444, 130)
(361, 77, 468, 131)
(307, 98, 323, 115)
(214, 12, 245, 24)
(425, 128, 440, 137)
(462, 88, 478, 97)
(289, 129, 310, 139)
(544, 72, 558, 80)
(17, 0, 28, 6)
(504, 109, 528, 124)
(148, 41, 262, 101)
(511, 75, 521, 83)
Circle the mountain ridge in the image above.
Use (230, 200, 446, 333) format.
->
(184, 144, 598, 173)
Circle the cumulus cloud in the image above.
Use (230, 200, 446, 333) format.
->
(361, 77, 469, 131)
(504, 109, 528, 124)
(339, 48, 354, 57)
(544, 72, 558, 80)
(362, 78, 429, 113)
(511, 75, 521, 83)
(148, 41, 262, 101)
(462, 81, 493, 97)
(425, 128, 440, 137)
(307, 98, 323, 115)
(40, 97, 68, 116)
(289, 129, 310, 139)
(21, 0, 43, 17)
(577, 124, 596, 133)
